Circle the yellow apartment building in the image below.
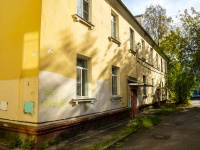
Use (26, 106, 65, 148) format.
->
(0, 0, 168, 146)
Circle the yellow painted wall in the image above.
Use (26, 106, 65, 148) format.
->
(0, 0, 41, 123)
(38, 0, 167, 122)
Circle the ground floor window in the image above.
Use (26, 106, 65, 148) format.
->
(112, 66, 119, 95)
(77, 58, 88, 96)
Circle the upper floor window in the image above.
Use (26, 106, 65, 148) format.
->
(156, 53, 159, 69)
(77, 58, 88, 96)
(161, 58, 163, 72)
(112, 66, 119, 96)
(150, 48, 153, 65)
(77, 0, 90, 22)
(111, 14, 117, 39)
(130, 29, 134, 51)
(165, 61, 167, 73)
(141, 40, 145, 59)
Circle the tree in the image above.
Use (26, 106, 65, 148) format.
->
(143, 4, 172, 46)
(160, 8, 200, 104)
(176, 7, 200, 70)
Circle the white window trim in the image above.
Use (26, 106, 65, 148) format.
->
(73, 0, 94, 30)
(72, 97, 96, 105)
(77, 58, 88, 97)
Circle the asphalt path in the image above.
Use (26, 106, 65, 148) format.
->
(117, 99, 200, 150)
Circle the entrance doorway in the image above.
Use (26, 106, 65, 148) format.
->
(131, 88, 138, 116)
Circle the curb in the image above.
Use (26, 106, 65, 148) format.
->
(101, 129, 138, 150)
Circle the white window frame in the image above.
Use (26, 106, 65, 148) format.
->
(130, 29, 134, 51)
(77, 0, 90, 22)
(143, 76, 147, 96)
(77, 58, 88, 97)
(152, 78, 154, 95)
(111, 14, 117, 39)
(150, 48, 153, 65)
(156, 53, 159, 69)
(141, 40, 145, 59)
(112, 66, 119, 96)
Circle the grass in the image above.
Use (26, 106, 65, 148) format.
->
(88, 104, 178, 150)
(9, 136, 35, 150)
(88, 115, 161, 150)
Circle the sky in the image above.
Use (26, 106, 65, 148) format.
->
(122, 0, 200, 22)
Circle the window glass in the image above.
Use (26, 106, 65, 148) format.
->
(130, 29, 134, 50)
(77, 0, 89, 21)
(143, 76, 146, 95)
(112, 67, 118, 95)
(111, 14, 116, 39)
(77, 58, 88, 96)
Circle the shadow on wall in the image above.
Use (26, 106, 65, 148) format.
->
(38, 22, 137, 121)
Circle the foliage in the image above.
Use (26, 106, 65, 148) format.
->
(9, 136, 35, 150)
(143, 4, 172, 46)
(160, 7, 199, 104)
(9, 136, 23, 149)
(176, 8, 200, 69)
(41, 140, 59, 149)
(88, 115, 161, 150)
(155, 107, 176, 116)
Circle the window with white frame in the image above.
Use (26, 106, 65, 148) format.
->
(152, 78, 154, 95)
(141, 40, 145, 58)
(156, 53, 159, 69)
(130, 29, 134, 51)
(143, 76, 147, 95)
(77, 58, 88, 96)
(77, 0, 90, 22)
(161, 58, 163, 72)
(111, 14, 117, 39)
(112, 67, 118, 95)
(150, 48, 153, 65)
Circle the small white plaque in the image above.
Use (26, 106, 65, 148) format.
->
(0, 101, 8, 111)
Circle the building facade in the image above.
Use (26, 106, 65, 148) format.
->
(0, 0, 168, 146)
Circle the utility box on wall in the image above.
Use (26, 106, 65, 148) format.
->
(24, 101, 34, 114)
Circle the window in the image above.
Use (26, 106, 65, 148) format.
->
(77, 58, 88, 96)
(156, 53, 159, 69)
(141, 40, 145, 59)
(165, 61, 167, 72)
(143, 76, 146, 95)
(130, 29, 134, 51)
(161, 58, 163, 72)
(150, 48, 153, 65)
(111, 14, 117, 39)
(112, 67, 118, 95)
(152, 78, 154, 95)
(77, 0, 90, 22)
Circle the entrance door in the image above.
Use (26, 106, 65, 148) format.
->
(131, 89, 138, 116)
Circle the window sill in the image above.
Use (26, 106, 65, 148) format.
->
(72, 97, 96, 105)
(72, 14, 94, 30)
(108, 37, 121, 46)
(110, 95, 123, 101)
(129, 49, 137, 55)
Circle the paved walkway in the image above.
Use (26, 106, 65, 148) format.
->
(117, 99, 200, 150)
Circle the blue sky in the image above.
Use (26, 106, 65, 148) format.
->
(122, 0, 200, 21)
